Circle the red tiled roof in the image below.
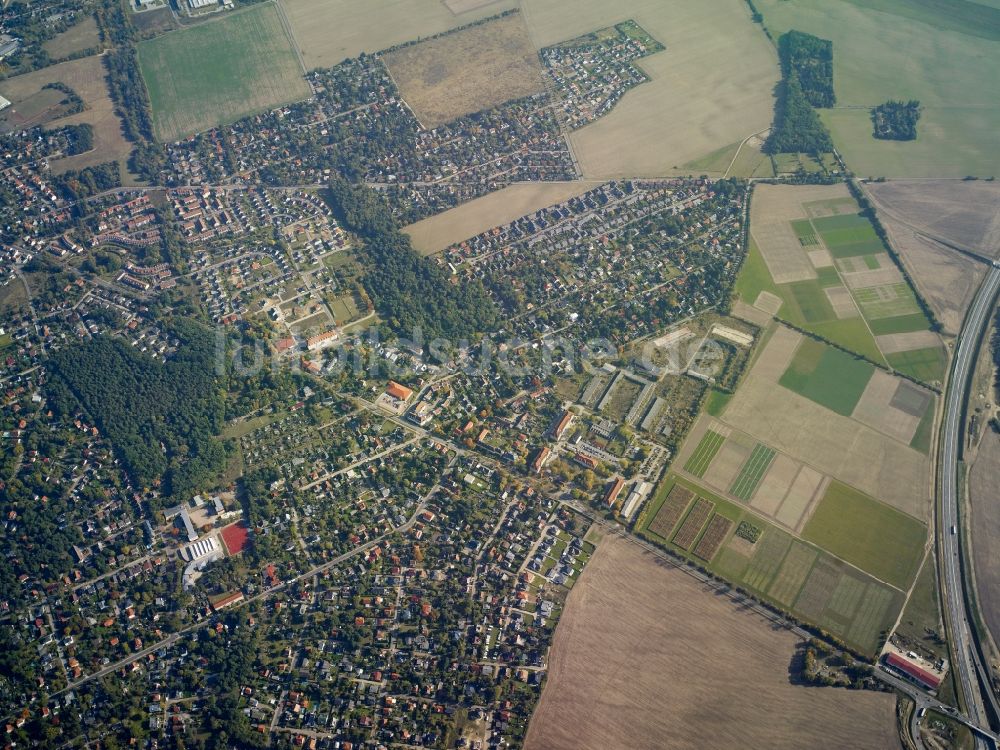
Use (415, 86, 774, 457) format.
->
(885, 652, 942, 689)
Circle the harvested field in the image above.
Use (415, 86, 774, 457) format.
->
(693, 514, 733, 561)
(525, 534, 901, 750)
(403, 181, 597, 255)
(701, 438, 750, 491)
(519, 0, 778, 178)
(750, 453, 799, 517)
(42, 15, 100, 59)
(138, 4, 310, 142)
(851, 370, 932, 445)
(970, 433, 1000, 649)
(774, 466, 825, 532)
(0, 55, 133, 175)
(672, 497, 714, 550)
(445, 0, 504, 12)
(281, 0, 518, 69)
(382, 12, 543, 129)
(751, 221, 816, 284)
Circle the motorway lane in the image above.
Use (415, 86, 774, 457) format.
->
(939, 266, 1000, 749)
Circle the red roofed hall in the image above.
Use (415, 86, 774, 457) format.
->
(386, 381, 414, 402)
(883, 652, 942, 690)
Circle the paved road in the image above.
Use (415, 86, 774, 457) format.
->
(939, 265, 1000, 749)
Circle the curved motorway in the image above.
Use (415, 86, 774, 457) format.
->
(939, 265, 1000, 748)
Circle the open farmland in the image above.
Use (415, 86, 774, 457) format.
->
(736, 183, 945, 382)
(525, 533, 901, 750)
(138, 4, 311, 143)
(279, 0, 517, 69)
(0, 55, 133, 175)
(802, 481, 926, 590)
(970, 434, 1000, 651)
(714, 325, 932, 520)
(637, 474, 907, 654)
(754, 0, 1000, 177)
(520, 0, 778, 178)
(778, 338, 874, 416)
(863, 180, 1000, 333)
(382, 12, 544, 129)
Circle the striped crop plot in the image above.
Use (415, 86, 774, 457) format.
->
(729, 444, 776, 502)
(673, 498, 714, 551)
(683, 429, 725, 478)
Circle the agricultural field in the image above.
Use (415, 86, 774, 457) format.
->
(754, 0, 1000, 177)
(382, 12, 544, 129)
(970, 433, 1000, 651)
(520, 0, 778, 178)
(0, 55, 133, 175)
(863, 180, 1000, 333)
(525, 533, 900, 750)
(42, 14, 101, 59)
(403, 181, 597, 255)
(637, 474, 906, 655)
(706, 325, 933, 520)
(137, 4, 311, 142)
(681, 134, 776, 179)
(279, 0, 517, 69)
(736, 183, 946, 383)
(801, 481, 926, 590)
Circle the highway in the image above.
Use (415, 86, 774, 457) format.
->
(938, 264, 1000, 749)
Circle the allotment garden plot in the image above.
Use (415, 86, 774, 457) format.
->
(736, 183, 946, 384)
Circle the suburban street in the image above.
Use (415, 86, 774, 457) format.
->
(939, 263, 1000, 750)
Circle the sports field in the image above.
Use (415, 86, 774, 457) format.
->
(637, 474, 905, 654)
(778, 338, 874, 417)
(754, 0, 1000, 177)
(138, 4, 311, 142)
(802, 481, 926, 590)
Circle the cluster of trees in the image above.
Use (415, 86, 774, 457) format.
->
(47, 319, 226, 501)
(103, 46, 154, 143)
(50, 160, 120, 201)
(778, 30, 835, 108)
(325, 178, 500, 340)
(42, 82, 85, 115)
(61, 122, 94, 154)
(871, 100, 921, 141)
(765, 70, 833, 154)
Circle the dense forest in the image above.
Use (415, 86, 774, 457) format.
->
(778, 30, 835, 108)
(47, 319, 226, 500)
(765, 71, 833, 154)
(871, 100, 921, 141)
(324, 178, 500, 340)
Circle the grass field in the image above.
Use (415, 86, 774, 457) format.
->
(638, 473, 905, 654)
(138, 3, 310, 142)
(755, 0, 1000, 177)
(802, 481, 926, 590)
(42, 15, 100, 59)
(778, 338, 875, 416)
(812, 214, 884, 259)
(683, 429, 725, 478)
(383, 12, 543, 129)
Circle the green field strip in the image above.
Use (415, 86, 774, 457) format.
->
(683, 429, 725, 477)
(729, 444, 776, 502)
(779, 339, 875, 416)
(888, 345, 947, 384)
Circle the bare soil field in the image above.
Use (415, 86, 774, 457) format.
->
(520, 0, 778, 178)
(382, 12, 544, 129)
(42, 14, 101, 59)
(970, 433, 1000, 650)
(279, 0, 517, 69)
(403, 180, 598, 254)
(0, 55, 133, 175)
(525, 534, 900, 750)
(863, 180, 1000, 333)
